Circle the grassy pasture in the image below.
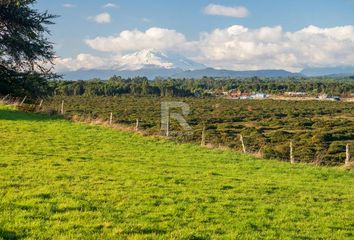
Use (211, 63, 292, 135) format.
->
(42, 96, 354, 165)
(0, 105, 353, 239)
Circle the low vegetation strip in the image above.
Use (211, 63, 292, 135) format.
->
(0, 105, 353, 239)
(40, 96, 354, 165)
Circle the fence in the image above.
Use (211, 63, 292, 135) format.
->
(1, 95, 353, 167)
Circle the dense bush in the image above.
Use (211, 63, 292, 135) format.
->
(40, 96, 354, 165)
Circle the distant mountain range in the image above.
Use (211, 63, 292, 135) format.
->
(62, 67, 303, 80)
(172, 68, 301, 79)
(117, 49, 206, 71)
(301, 67, 354, 77)
(60, 49, 354, 80)
(61, 68, 182, 81)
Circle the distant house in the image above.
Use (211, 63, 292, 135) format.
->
(285, 92, 307, 97)
(231, 92, 268, 100)
(251, 93, 267, 99)
(318, 94, 340, 101)
(228, 89, 251, 98)
(239, 96, 252, 100)
(229, 92, 239, 98)
(318, 94, 328, 100)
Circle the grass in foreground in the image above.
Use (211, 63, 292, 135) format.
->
(0, 105, 353, 239)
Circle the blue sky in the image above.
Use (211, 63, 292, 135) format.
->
(35, 0, 354, 72)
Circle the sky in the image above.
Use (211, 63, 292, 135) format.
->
(35, 0, 354, 72)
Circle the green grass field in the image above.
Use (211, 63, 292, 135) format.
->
(0, 105, 353, 239)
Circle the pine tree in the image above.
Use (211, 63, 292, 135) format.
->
(0, 0, 58, 97)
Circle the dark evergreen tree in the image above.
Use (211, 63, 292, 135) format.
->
(0, 0, 57, 97)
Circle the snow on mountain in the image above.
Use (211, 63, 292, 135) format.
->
(60, 49, 302, 80)
(117, 49, 206, 71)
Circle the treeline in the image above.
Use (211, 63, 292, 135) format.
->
(50, 76, 354, 97)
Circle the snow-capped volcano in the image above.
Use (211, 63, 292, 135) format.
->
(117, 49, 206, 71)
(60, 49, 301, 80)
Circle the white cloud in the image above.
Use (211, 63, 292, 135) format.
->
(103, 3, 118, 8)
(85, 27, 193, 52)
(197, 25, 354, 71)
(58, 25, 354, 72)
(54, 50, 203, 72)
(91, 13, 111, 24)
(63, 3, 75, 8)
(204, 4, 249, 18)
(55, 54, 114, 72)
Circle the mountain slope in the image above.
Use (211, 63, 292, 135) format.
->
(62, 67, 302, 80)
(60, 50, 354, 79)
(118, 49, 206, 71)
(174, 68, 302, 78)
(61, 49, 301, 80)
(62, 68, 183, 80)
(62, 68, 302, 80)
(301, 66, 354, 76)
(0, 104, 353, 239)
(62, 49, 206, 80)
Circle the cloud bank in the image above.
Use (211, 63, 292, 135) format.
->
(85, 27, 192, 52)
(56, 25, 354, 72)
(198, 25, 354, 71)
(55, 54, 113, 71)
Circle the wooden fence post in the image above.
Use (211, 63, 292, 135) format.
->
(60, 100, 64, 115)
(135, 119, 139, 131)
(240, 134, 246, 153)
(109, 112, 113, 125)
(39, 99, 43, 109)
(345, 144, 351, 167)
(290, 141, 295, 164)
(20, 96, 27, 106)
(166, 120, 169, 137)
(2, 94, 9, 101)
(201, 125, 206, 146)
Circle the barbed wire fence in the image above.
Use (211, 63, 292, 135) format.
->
(0, 95, 353, 167)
